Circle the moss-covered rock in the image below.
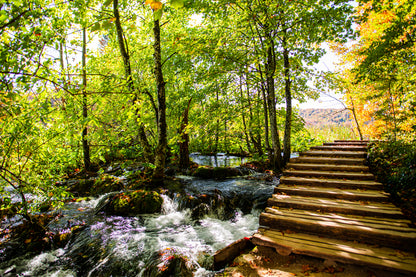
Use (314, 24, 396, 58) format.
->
(67, 174, 124, 196)
(67, 179, 95, 196)
(91, 174, 124, 195)
(143, 248, 194, 277)
(192, 166, 241, 179)
(105, 190, 163, 216)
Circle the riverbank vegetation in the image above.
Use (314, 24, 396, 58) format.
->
(368, 141, 416, 225)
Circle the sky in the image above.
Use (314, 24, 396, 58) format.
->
(295, 44, 345, 110)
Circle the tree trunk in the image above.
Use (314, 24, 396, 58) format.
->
(282, 31, 292, 165)
(265, 40, 282, 172)
(240, 75, 252, 153)
(214, 89, 219, 153)
(258, 64, 271, 157)
(152, 19, 167, 181)
(246, 71, 263, 155)
(349, 96, 363, 140)
(113, 0, 153, 163)
(179, 98, 192, 169)
(81, 27, 91, 171)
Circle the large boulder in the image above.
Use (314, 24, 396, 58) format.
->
(192, 166, 241, 179)
(143, 248, 194, 277)
(66, 174, 124, 197)
(103, 190, 163, 216)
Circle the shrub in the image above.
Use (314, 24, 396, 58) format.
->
(368, 140, 416, 225)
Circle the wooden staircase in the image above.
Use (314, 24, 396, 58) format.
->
(252, 140, 416, 275)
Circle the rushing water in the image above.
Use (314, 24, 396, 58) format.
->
(0, 173, 274, 276)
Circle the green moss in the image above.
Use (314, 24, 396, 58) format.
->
(108, 190, 163, 216)
(91, 174, 124, 195)
(193, 166, 214, 179)
(193, 166, 240, 179)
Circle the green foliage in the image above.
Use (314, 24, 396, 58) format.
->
(368, 141, 416, 224)
(0, 0, 357, 221)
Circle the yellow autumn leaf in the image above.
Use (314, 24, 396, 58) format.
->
(109, 17, 116, 23)
(145, 0, 162, 10)
(150, 1, 163, 11)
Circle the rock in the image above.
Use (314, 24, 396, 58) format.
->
(144, 248, 194, 277)
(193, 166, 214, 179)
(193, 166, 242, 179)
(214, 237, 254, 270)
(191, 203, 211, 220)
(67, 179, 95, 196)
(104, 190, 163, 216)
(66, 174, 124, 196)
(91, 174, 124, 195)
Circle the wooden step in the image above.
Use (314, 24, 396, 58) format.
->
(290, 156, 366, 166)
(279, 176, 383, 190)
(335, 140, 370, 143)
(275, 185, 390, 202)
(267, 194, 404, 218)
(252, 228, 416, 275)
(284, 169, 374, 180)
(286, 163, 369, 172)
(260, 208, 416, 251)
(324, 142, 369, 147)
(310, 145, 367, 152)
(300, 150, 367, 158)
(264, 207, 413, 228)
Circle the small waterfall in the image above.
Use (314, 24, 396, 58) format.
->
(161, 194, 178, 214)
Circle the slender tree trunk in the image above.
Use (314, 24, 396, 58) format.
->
(113, 0, 153, 163)
(265, 39, 282, 172)
(152, 19, 167, 180)
(240, 75, 252, 153)
(282, 30, 292, 165)
(224, 120, 228, 153)
(179, 98, 192, 169)
(214, 89, 219, 153)
(387, 80, 397, 141)
(348, 96, 363, 140)
(246, 71, 263, 155)
(81, 27, 91, 171)
(258, 64, 271, 157)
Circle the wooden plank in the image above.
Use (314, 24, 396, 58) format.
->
(259, 212, 416, 251)
(274, 185, 389, 202)
(252, 228, 416, 275)
(311, 146, 368, 151)
(267, 195, 404, 218)
(289, 156, 366, 165)
(286, 163, 369, 172)
(300, 151, 367, 158)
(324, 142, 369, 146)
(269, 194, 398, 210)
(284, 169, 375, 180)
(334, 140, 370, 143)
(279, 176, 383, 190)
(266, 207, 412, 227)
(265, 207, 414, 232)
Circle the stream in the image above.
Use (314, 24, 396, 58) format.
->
(0, 155, 276, 276)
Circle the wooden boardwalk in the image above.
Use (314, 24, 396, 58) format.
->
(252, 140, 416, 275)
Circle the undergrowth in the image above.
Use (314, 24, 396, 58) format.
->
(368, 140, 416, 226)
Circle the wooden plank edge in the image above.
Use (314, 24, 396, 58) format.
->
(252, 232, 416, 276)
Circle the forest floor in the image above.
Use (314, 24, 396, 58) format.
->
(217, 246, 406, 277)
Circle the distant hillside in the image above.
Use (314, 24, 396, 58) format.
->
(299, 109, 352, 127)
